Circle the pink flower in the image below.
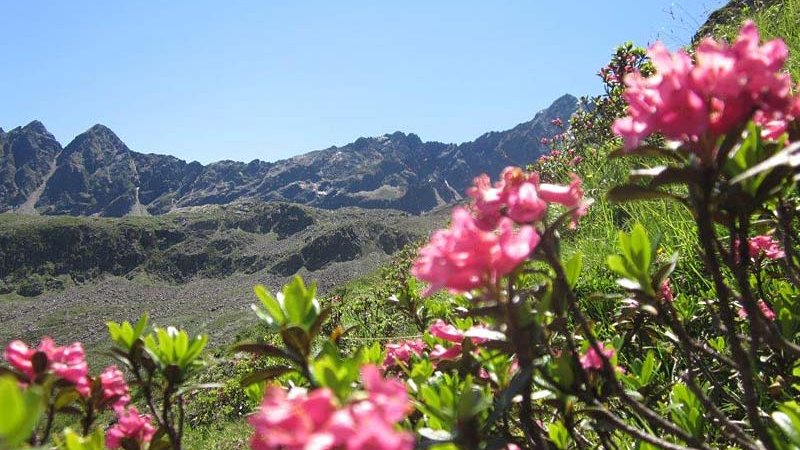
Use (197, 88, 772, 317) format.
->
(538, 174, 588, 228)
(327, 406, 414, 450)
(4, 340, 38, 380)
(613, 43, 707, 149)
(412, 208, 539, 295)
(506, 181, 547, 224)
(100, 365, 130, 411)
(49, 342, 90, 396)
(361, 365, 411, 423)
(738, 299, 776, 321)
(748, 235, 785, 260)
(467, 174, 506, 230)
(429, 319, 465, 343)
(430, 344, 462, 361)
(580, 342, 615, 371)
(382, 339, 425, 368)
(551, 117, 563, 127)
(106, 407, 156, 449)
(249, 387, 337, 450)
(660, 279, 674, 302)
(540, 137, 549, 145)
(428, 320, 501, 345)
(3, 337, 90, 395)
(249, 369, 413, 450)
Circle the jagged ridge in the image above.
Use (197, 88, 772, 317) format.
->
(0, 94, 577, 216)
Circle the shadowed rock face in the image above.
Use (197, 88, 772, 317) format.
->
(1, 94, 577, 217)
(0, 121, 63, 211)
(0, 200, 439, 295)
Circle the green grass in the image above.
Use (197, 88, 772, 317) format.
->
(183, 420, 252, 450)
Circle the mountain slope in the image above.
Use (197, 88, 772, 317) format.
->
(0, 121, 63, 212)
(1, 94, 577, 216)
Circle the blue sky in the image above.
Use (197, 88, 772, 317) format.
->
(0, 1, 723, 163)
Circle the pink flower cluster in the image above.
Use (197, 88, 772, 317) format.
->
(383, 339, 425, 368)
(613, 22, 794, 153)
(384, 320, 503, 368)
(100, 365, 131, 411)
(106, 406, 157, 449)
(660, 279, 674, 303)
(249, 365, 413, 450)
(738, 299, 777, 322)
(428, 319, 499, 361)
(748, 235, 785, 260)
(4, 337, 90, 395)
(580, 342, 616, 371)
(412, 167, 587, 296)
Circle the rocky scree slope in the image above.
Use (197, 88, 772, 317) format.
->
(0, 95, 577, 216)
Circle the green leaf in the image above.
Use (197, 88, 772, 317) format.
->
(630, 223, 651, 274)
(282, 276, 318, 327)
(548, 421, 570, 450)
(0, 375, 43, 448)
(564, 252, 583, 288)
(254, 285, 285, 326)
(59, 427, 105, 450)
(608, 185, 680, 203)
(240, 366, 296, 387)
(606, 255, 631, 279)
(773, 402, 800, 445)
(640, 351, 656, 386)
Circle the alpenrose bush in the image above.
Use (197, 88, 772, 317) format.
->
(3, 21, 800, 450)
(0, 315, 209, 450)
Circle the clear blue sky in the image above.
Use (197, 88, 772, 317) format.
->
(0, 1, 723, 164)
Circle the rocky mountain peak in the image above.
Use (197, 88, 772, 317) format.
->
(2, 94, 578, 217)
(64, 124, 129, 155)
(21, 120, 51, 136)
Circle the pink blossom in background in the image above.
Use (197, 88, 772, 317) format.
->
(382, 339, 425, 368)
(580, 342, 616, 371)
(660, 279, 674, 303)
(738, 299, 777, 321)
(430, 343, 462, 361)
(429, 319, 465, 343)
(538, 175, 588, 228)
(748, 235, 786, 260)
(540, 137, 549, 145)
(428, 319, 501, 345)
(467, 173, 506, 230)
(106, 406, 156, 450)
(100, 365, 131, 411)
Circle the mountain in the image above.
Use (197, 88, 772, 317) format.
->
(0, 121, 63, 212)
(0, 94, 577, 216)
